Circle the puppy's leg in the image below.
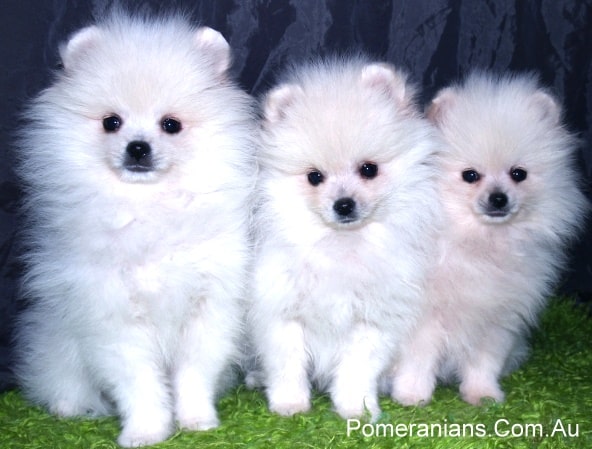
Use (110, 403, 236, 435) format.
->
(173, 299, 240, 431)
(262, 320, 311, 416)
(330, 324, 383, 421)
(92, 328, 173, 448)
(392, 356, 438, 407)
(458, 327, 514, 405)
(391, 321, 441, 406)
(459, 362, 505, 405)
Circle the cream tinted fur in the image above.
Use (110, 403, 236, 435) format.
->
(392, 72, 588, 406)
(250, 57, 441, 420)
(15, 13, 255, 448)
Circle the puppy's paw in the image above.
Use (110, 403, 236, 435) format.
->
(460, 381, 504, 406)
(268, 387, 311, 416)
(177, 403, 220, 431)
(332, 392, 381, 421)
(392, 390, 433, 407)
(117, 409, 173, 448)
(391, 373, 434, 406)
(117, 422, 172, 448)
(50, 399, 93, 417)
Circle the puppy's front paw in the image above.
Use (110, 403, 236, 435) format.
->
(460, 381, 504, 405)
(332, 393, 380, 421)
(268, 387, 311, 416)
(117, 421, 172, 448)
(50, 399, 98, 417)
(177, 403, 220, 431)
(117, 407, 173, 448)
(391, 373, 435, 406)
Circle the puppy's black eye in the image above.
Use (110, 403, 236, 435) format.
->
(359, 162, 378, 179)
(103, 115, 122, 132)
(510, 167, 527, 183)
(462, 169, 481, 184)
(162, 117, 182, 134)
(307, 170, 324, 186)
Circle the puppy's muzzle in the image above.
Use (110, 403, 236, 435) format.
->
(485, 191, 510, 217)
(124, 140, 153, 172)
(333, 197, 358, 223)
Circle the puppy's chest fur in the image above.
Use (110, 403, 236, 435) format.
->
(75, 189, 232, 312)
(288, 232, 393, 330)
(432, 227, 548, 323)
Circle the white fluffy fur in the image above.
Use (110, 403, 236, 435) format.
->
(392, 72, 588, 407)
(15, 13, 255, 447)
(249, 57, 441, 420)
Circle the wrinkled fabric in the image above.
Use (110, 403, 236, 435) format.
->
(0, 0, 590, 391)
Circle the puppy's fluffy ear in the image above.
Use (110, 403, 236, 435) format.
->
(194, 27, 231, 76)
(263, 84, 303, 123)
(528, 90, 561, 126)
(360, 63, 414, 110)
(425, 87, 456, 125)
(59, 25, 102, 70)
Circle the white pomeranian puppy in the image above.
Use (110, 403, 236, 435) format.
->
(249, 57, 441, 420)
(392, 72, 588, 407)
(14, 12, 255, 447)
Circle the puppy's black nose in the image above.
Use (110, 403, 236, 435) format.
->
(124, 140, 154, 172)
(333, 197, 356, 217)
(489, 192, 508, 210)
(126, 140, 151, 162)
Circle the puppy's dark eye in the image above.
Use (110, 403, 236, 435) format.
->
(307, 170, 324, 186)
(359, 162, 378, 179)
(462, 169, 481, 184)
(162, 117, 182, 134)
(103, 115, 122, 132)
(510, 167, 527, 183)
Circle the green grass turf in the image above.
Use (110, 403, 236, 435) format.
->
(1, 297, 590, 448)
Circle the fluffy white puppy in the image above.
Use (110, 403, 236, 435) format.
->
(15, 12, 255, 447)
(392, 72, 588, 406)
(249, 57, 441, 420)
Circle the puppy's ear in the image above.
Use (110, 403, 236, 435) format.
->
(59, 25, 102, 70)
(360, 63, 414, 110)
(528, 90, 561, 126)
(263, 84, 303, 123)
(425, 87, 456, 126)
(194, 27, 231, 77)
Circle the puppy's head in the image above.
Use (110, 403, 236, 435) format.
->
(55, 15, 233, 184)
(427, 72, 575, 229)
(259, 58, 434, 230)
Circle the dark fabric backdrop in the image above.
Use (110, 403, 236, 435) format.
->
(0, 0, 590, 391)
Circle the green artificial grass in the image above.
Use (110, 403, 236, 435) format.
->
(1, 297, 590, 448)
